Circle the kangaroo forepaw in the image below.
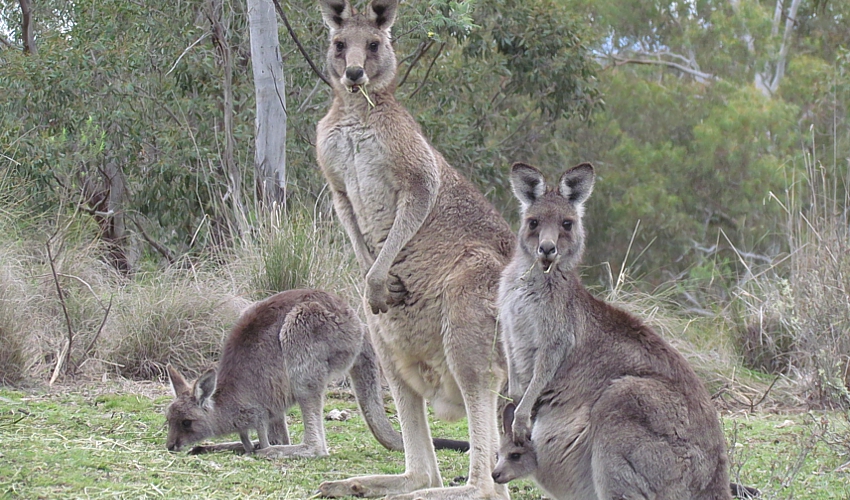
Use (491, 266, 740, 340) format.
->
(366, 276, 391, 314)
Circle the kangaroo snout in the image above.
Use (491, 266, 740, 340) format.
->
(538, 240, 557, 258)
(345, 66, 364, 82)
(343, 66, 367, 90)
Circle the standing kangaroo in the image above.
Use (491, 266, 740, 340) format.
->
(315, 0, 515, 498)
(165, 289, 468, 458)
(494, 163, 733, 499)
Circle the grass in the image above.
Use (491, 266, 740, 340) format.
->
(1, 383, 848, 499)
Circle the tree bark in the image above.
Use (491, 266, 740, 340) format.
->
(755, 0, 802, 96)
(19, 0, 36, 55)
(248, 0, 287, 207)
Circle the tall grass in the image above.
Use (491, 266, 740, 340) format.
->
(240, 200, 360, 304)
(98, 268, 248, 380)
(0, 158, 40, 384)
(732, 151, 850, 407)
(0, 248, 31, 385)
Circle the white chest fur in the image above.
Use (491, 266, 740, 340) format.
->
(318, 117, 398, 248)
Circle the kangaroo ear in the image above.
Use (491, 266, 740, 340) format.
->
(510, 163, 547, 209)
(502, 402, 516, 437)
(193, 368, 218, 407)
(167, 364, 190, 396)
(368, 0, 398, 31)
(558, 163, 594, 211)
(319, 0, 353, 31)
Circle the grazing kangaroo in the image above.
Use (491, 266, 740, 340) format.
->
(165, 289, 468, 458)
(495, 162, 733, 499)
(315, 0, 515, 497)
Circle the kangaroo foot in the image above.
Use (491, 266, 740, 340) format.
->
(318, 473, 434, 498)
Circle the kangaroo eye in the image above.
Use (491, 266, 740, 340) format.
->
(562, 220, 573, 231)
(528, 219, 538, 230)
(509, 452, 522, 461)
(181, 420, 192, 430)
(369, 41, 379, 53)
(335, 41, 345, 52)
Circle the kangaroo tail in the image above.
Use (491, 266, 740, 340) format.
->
(730, 482, 760, 498)
(348, 329, 470, 452)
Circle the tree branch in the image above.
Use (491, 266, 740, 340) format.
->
(78, 294, 113, 363)
(397, 40, 433, 88)
(19, 0, 37, 55)
(0, 33, 18, 49)
(610, 54, 718, 82)
(271, 0, 330, 87)
(46, 237, 75, 381)
(408, 42, 445, 98)
(131, 216, 176, 264)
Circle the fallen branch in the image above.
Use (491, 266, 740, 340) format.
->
(750, 374, 782, 412)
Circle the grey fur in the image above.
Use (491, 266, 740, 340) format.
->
(165, 289, 436, 458)
(315, 0, 515, 497)
(495, 162, 732, 499)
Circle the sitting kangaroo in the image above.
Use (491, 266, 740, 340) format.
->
(165, 289, 467, 458)
(495, 162, 733, 499)
(494, 403, 760, 499)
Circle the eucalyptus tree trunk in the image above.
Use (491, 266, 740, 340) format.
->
(247, 0, 287, 207)
(19, 0, 36, 55)
(754, 0, 803, 96)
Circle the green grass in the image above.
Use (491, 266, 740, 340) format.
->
(1, 384, 848, 499)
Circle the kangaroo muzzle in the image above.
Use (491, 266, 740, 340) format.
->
(343, 64, 368, 92)
(537, 231, 559, 270)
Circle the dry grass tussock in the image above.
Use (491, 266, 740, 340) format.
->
(96, 266, 249, 381)
(732, 156, 850, 408)
(234, 202, 361, 305)
(601, 265, 739, 392)
(0, 246, 34, 384)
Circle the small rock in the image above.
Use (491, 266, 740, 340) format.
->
(325, 409, 351, 421)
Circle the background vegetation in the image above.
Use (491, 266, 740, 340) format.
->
(0, 0, 849, 497)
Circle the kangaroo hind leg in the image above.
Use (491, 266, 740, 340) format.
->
(591, 377, 693, 500)
(386, 259, 510, 500)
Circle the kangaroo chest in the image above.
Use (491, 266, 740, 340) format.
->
(318, 115, 399, 250)
(500, 270, 578, 379)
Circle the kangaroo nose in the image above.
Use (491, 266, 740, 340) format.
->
(345, 66, 364, 82)
(492, 471, 501, 482)
(538, 241, 557, 256)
